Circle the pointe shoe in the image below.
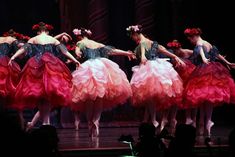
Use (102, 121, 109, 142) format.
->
(26, 122, 33, 131)
(185, 118, 193, 125)
(74, 121, 80, 131)
(206, 121, 214, 137)
(160, 120, 168, 132)
(153, 121, 159, 128)
(93, 122, 99, 137)
(89, 122, 99, 137)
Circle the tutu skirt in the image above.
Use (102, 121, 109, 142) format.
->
(174, 59, 196, 108)
(175, 59, 196, 84)
(71, 58, 132, 111)
(184, 62, 235, 108)
(13, 52, 72, 110)
(131, 59, 183, 110)
(0, 56, 20, 107)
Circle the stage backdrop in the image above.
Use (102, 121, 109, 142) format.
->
(58, 0, 235, 125)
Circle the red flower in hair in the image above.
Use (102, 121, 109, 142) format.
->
(191, 28, 199, 35)
(167, 40, 181, 49)
(14, 32, 30, 41)
(32, 23, 54, 31)
(32, 24, 40, 30)
(3, 32, 9, 37)
(23, 35, 30, 41)
(45, 24, 54, 30)
(184, 28, 201, 36)
(15, 33, 22, 39)
(184, 28, 191, 35)
(66, 44, 76, 52)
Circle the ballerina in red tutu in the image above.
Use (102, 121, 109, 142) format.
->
(167, 40, 197, 127)
(0, 29, 22, 107)
(0, 29, 27, 127)
(9, 22, 80, 128)
(127, 25, 185, 131)
(184, 28, 235, 136)
(71, 28, 135, 137)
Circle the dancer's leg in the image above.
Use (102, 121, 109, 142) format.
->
(27, 111, 40, 130)
(205, 104, 214, 137)
(199, 105, 205, 135)
(18, 110, 25, 130)
(74, 111, 80, 130)
(91, 99, 103, 137)
(169, 105, 178, 133)
(160, 109, 169, 131)
(148, 102, 159, 128)
(191, 108, 198, 128)
(186, 109, 193, 124)
(38, 102, 51, 125)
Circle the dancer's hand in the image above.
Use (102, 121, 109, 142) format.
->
(75, 60, 80, 67)
(175, 57, 186, 67)
(141, 56, 147, 64)
(203, 58, 210, 64)
(66, 59, 72, 64)
(127, 50, 136, 61)
(8, 58, 14, 66)
(229, 63, 235, 69)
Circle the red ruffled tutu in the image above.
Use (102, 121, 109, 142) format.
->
(0, 56, 20, 107)
(184, 62, 235, 108)
(174, 59, 196, 108)
(175, 59, 196, 84)
(13, 52, 72, 110)
(71, 58, 132, 111)
(131, 59, 183, 110)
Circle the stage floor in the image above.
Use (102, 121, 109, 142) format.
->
(57, 122, 233, 157)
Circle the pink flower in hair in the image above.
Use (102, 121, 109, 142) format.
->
(85, 29, 92, 35)
(73, 28, 81, 36)
(132, 25, 139, 32)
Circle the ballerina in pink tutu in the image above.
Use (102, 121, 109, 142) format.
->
(167, 40, 197, 127)
(9, 22, 80, 128)
(183, 28, 235, 136)
(71, 28, 135, 137)
(126, 25, 185, 131)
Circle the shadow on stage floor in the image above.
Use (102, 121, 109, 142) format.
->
(58, 122, 233, 157)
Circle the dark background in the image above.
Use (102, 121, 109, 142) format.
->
(1, 0, 235, 124)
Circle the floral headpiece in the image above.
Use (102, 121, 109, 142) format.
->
(167, 40, 182, 49)
(16, 33, 31, 41)
(3, 32, 14, 37)
(184, 28, 202, 36)
(3, 30, 30, 41)
(66, 43, 76, 52)
(73, 28, 92, 36)
(32, 22, 54, 31)
(126, 25, 142, 36)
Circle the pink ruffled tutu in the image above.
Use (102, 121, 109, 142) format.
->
(131, 59, 183, 110)
(71, 58, 132, 111)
